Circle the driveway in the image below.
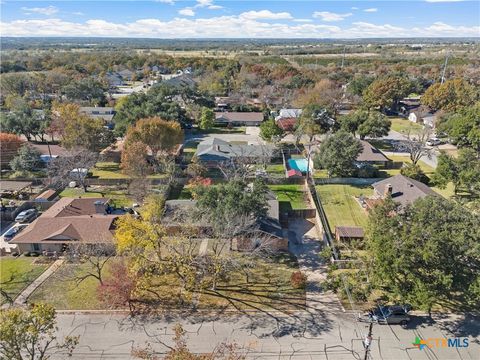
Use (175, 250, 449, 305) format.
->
(287, 218, 343, 312)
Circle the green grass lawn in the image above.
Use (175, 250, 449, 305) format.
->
(167, 184, 194, 200)
(183, 141, 199, 164)
(59, 188, 133, 208)
(315, 184, 372, 232)
(0, 257, 48, 304)
(194, 126, 246, 135)
(29, 261, 113, 310)
(266, 164, 285, 177)
(268, 184, 308, 211)
(91, 162, 129, 179)
(390, 117, 423, 135)
(378, 155, 435, 179)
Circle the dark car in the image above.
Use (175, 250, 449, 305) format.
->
(3, 224, 28, 241)
(358, 304, 412, 327)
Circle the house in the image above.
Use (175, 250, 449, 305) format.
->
(408, 107, 437, 128)
(370, 174, 439, 208)
(162, 73, 196, 89)
(398, 97, 421, 116)
(29, 143, 68, 163)
(11, 197, 122, 254)
(80, 107, 115, 124)
(335, 226, 364, 242)
(105, 72, 124, 88)
(276, 117, 297, 132)
(100, 138, 125, 163)
(214, 112, 264, 126)
(34, 189, 58, 202)
(356, 140, 391, 166)
(275, 108, 302, 121)
(118, 69, 135, 81)
(195, 138, 274, 166)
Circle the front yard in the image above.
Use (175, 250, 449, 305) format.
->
(390, 117, 423, 135)
(59, 187, 134, 208)
(0, 257, 48, 304)
(268, 184, 309, 211)
(315, 184, 372, 232)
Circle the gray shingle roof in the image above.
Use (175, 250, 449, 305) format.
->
(196, 138, 274, 162)
(357, 140, 390, 162)
(372, 174, 439, 207)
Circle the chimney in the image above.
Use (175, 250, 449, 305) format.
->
(384, 184, 393, 198)
(94, 200, 106, 214)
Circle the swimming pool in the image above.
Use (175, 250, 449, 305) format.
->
(288, 158, 308, 173)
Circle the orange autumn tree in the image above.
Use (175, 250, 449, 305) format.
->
(0, 133, 24, 168)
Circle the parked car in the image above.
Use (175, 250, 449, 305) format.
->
(14, 209, 38, 223)
(426, 137, 442, 146)
(3, 224, 28, 241)
(358, 305, 412, 327)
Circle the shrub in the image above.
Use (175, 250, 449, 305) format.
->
(290, 271, 307, 289)
(355, 163, 379, 178)
(400, 163, 429, 184)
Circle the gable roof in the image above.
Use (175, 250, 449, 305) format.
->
(357, 140, 390, 162)
(196, 138, 273, 162)
(12, 197, 118, 245)
(276, 108, 302, 120)
(215, 112, 264, 123)
(372, 174, 438, 207)
(276, 117, 297, 132)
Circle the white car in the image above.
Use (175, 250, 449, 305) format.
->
(426, 138, 442, 146)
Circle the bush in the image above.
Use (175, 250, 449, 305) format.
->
(290, 271, 307, 289)
(355, 164, 379, 178)
(400, 163, 429, 184)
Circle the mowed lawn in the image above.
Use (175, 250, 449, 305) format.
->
(315, 184, 373, 232)
(29, 261, 113, 310)
(59, 188, 133, 208)
(0, 257, 48, 304)
(390, 117, 423, 135)
(91, 162, 130, 179)
(268, 184, 309, 211)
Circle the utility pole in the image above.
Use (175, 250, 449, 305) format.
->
(341, 45, 346, 69)
(441, 53, 449, 84)
(363, 323, 373, 360)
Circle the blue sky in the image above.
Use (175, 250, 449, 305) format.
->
(1, 1, 479, 38)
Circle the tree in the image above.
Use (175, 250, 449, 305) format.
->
(394, 127, 433, 165)
(347, 75, 374, 97)
(400, 163, 429, 184)
(48, 149, 98, 192)
(294, 79, 343, 116)
(314, 131, 362, 177)
(367, 196, 480, 314)
(62, 77, 106, 105)
(0, 102, 49, 141)
(125, 117, 183, 158)
(295, 104, 335, 142)
(358, 112, 391, 139)
(10, 145, 43, 173)
(199, 107, 215, 130)
(97, 260, 137, 311)
(0, 304, 79, 360)
(363, 76, 412, 112)
(185, 156, 207, 178)
(432, 149, 480, 195)
(421, 79, 477, 112)
(259, 119, 283, 142)
(0, 133, 24, 169)
(338, 110, 368, 137)
(437, 102, 480, 154)
(121, 141, 151, 177)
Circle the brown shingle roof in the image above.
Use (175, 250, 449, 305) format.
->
(335, 226, 364, 238)
(276, 117, 297, 131)
(12, 197, 118, 245)
(357, 140, 390, 162)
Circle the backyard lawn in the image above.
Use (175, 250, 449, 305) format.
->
(91, 162, 129, 179)
(59, 187, 133, 208)
(268, 184, 309, 211)
(29, 261, 112, 310)
(0, 257, 48, 304)
(378, 155, 435, 178)
(315, 184, 373, 232)
(183, 141, 199, 163)
(266, 164, 285, 177)
(390, 117, 423, 135)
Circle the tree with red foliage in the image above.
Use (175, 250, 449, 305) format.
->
(0, 132, 24, 168)
(97, 260, 137, 312)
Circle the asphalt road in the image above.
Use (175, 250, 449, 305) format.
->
(51, 311, 479, 359)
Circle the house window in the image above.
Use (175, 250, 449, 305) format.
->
(33, 243, 40, 251)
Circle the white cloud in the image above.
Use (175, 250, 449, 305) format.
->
(21, 5, 58, 16)
(155, 0, 175, 4)
(351, 7, 359, 10)
(195, 0, 223, 10)
(72, 12, 84, 16)
(1, 17, 478, 39)
(313, 11, 352, 22)
(178, 8, 195, 16)
(364, 8, 378, 13)
(239, 10, 293, 20)
(293, 19, 313, 23)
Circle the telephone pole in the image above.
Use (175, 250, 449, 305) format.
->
(363, 323, 373, 360)
(441, 53, 449, 84)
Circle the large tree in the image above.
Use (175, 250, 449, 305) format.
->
(367, 196, 480, 314)
(0, 133, 24, 169)
(259, 119, 283, 142)
(295, 104, 335, 142)
(363, 75, 412, 112)
(9, 145, 43, 173)
(358, 112, 391, 139)
(198, 107, 215, 130)
(338, 110, 368, 137)
(0, 100, 49, 141)
(62, 77, 106, 105)
(421, 79, 477, 112)
(314, 131, 362, 177)
(120, 141, 151, 177)
(0, 304, 79, 360)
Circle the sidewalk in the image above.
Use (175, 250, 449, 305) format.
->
(13, 258, 64, 306)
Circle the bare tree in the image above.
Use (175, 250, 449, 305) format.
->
(394, 127, 433, 165)
(66, 242, 115, 286)
(47, 148, 98, 192)
(128, 178, 151, 203)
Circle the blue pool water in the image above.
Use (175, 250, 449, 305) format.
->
(288, 158, 308, 172)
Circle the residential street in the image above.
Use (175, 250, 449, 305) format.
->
(52, 311, 480, 359)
